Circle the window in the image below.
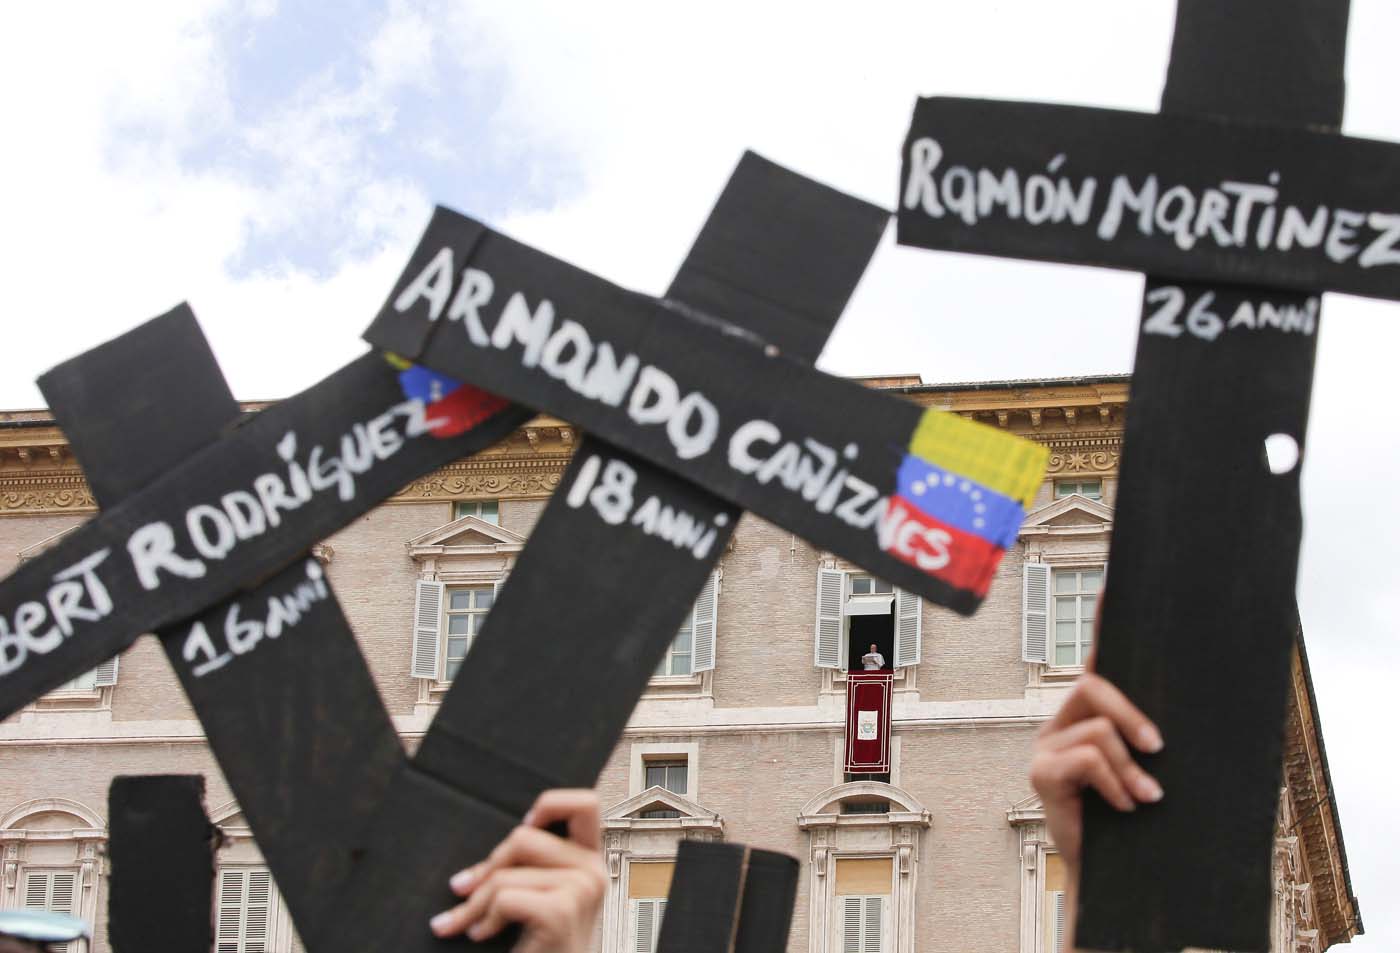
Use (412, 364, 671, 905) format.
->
(1052, 569, 1101, 667)
(1054, 479, 1102, 500)
(653, 573, 719, 679)
(840, 800, 890, 815)
(444, 586, 494, 679)
(627, 862, 673, 953)
(215, 867, 274, 953)
(815, 569, 921, 671)
(452, 499, 500, 523)
(644, 759, 688, 796)
(22, 869, 78, 953)
(841, 895, 885, 953)
(655, 620, 693, 677)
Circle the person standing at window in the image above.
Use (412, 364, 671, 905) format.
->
(861, 643, 886, 670)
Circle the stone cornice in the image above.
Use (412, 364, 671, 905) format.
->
(1, 380, 1128, 516)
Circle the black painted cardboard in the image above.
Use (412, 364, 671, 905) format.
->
(1078, 0, 1351, 948)
(363, 205, 1015, 613)
(39, 306, 409, 944)
(107, 775, 214, 953)
(897, 97, 1400, 301)
(892, 1, 1359, 948)
(326, 154, 886, 951)
(0, 346, 529, 718)
(656, 841, 801, 953)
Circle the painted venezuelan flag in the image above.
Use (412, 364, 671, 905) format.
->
(390, 358, 511, 438)
(884, 409, 1048, 599)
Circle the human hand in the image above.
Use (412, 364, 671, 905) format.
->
(430, 789, 607, 952)
(1029, 654, 1164, 873)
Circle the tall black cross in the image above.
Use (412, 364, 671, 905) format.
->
(896, 1, 1378, 949)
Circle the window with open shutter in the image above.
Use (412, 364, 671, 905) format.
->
(893, 588, 922, 668)
(23, 870, 78, 953)
(1022, 563, 1050, 663)
(691, 571, 718, 673)
(815, 568, 845, 668)
(632, 898, 666, 953)
(92, 654, 119, 687)
(410, 579, 444, 679)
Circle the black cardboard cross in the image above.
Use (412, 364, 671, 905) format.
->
(896, 1, 1374, 949)
(2, 156, 910, 951)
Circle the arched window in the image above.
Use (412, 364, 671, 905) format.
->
(0, 798, 105, 949)
(798, 782, 931, 953)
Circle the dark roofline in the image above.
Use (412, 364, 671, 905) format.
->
(883, 373, 1131, 394)
(1295, 624, 1364, 937)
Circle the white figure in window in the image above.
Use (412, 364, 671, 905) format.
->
(861, 643, 885, 670)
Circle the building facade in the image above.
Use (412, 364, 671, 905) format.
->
(0, 376, 1361, 952)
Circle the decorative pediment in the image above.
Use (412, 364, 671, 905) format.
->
(605, 787, 716, 824)
(406, 515, 528, 558)
(16, 526, 82, 562)
(1018, 495, 1113, 538)
(1007, 792, 1045, 826)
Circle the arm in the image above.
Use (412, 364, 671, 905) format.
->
(1029, 658, 1163, 948)
(430, 789, 607, 953)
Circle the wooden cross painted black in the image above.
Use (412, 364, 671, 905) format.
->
(107, 775, 215, 953)
(895, 1, 1372, 949)
(655, 841, 801, 953)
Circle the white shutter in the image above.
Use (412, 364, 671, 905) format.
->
(93, 654, 119, 687)
(893, 588, 922, 668)
(842, 897, 862, 953)
(216, 869, 244, 953)
(23, 871, 49, 908)
(50, 872, 76, 916)
(691, 572, 719, 672)
(815, 569, 846, 668)
(410, 580, 445, 679)
(634, 899, 656, 953)
(863, 896, 884, 953)
(1052, 890, 1066, 953)
(245, 869, 272, 953)
(1022, 563, 1051, 663)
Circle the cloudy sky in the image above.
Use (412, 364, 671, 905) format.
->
(2, 1, 1395, 946)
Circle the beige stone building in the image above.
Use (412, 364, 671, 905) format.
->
(0, 376, 1362, 953)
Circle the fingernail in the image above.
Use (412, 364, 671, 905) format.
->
(522, 809, 536, 827)
(1137, 776, 1164, 803)
(430, 912, 454, 936)
(450, 868, 475, 892)
(1138, 725, 1164, 753)
(467, 923, 488, 941)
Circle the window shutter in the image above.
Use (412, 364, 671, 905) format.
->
(217, 869, 244, 953)
(50, 872, 76, 915)
(93, 654, 119, 687)
(863, 896, 883, 953)
(842, 897, 862, 953)
(23, 871, 50, 908)
(815, 568, 845, 669)
(410, 580, 445, 679)
(245, 869, 272, 953)
(1052, 890, 1066, 953)
(1022, 563, 1051, 663)
(634, 899, 656, 953)
(893, 588, 922, 668)
(691, 572, 719, 672)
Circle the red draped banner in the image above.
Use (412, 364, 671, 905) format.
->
(844, 671, 893, 773)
